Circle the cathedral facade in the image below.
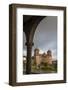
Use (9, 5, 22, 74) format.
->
(34, 48, 52, 66)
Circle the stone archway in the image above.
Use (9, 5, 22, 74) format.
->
(23, 15, 46, 74)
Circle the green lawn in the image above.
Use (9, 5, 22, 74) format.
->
(23, 60, 57, 74)
(31, 63, 57, 73)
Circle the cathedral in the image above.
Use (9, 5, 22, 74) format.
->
(34, 48, 53, 67)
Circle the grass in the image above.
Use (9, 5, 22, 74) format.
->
(31, 63, 57, 73)
(23, 60, 57, 74)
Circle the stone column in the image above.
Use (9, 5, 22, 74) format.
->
(25, 42, 34, 74)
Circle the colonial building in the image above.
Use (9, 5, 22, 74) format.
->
(23, 48, 53, 72)
(34, 48, 53, 67)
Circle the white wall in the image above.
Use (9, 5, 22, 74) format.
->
(0, 0, 68, 90)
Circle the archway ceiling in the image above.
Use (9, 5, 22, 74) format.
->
(23, 15, 47, 43)
(23, 15, 47, 23)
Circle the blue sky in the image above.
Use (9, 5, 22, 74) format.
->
(23, 16, 57, 60)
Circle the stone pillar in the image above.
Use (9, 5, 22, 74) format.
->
(25, 42, 34, 74)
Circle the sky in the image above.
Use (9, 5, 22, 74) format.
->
(23, 16, 57, 60)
